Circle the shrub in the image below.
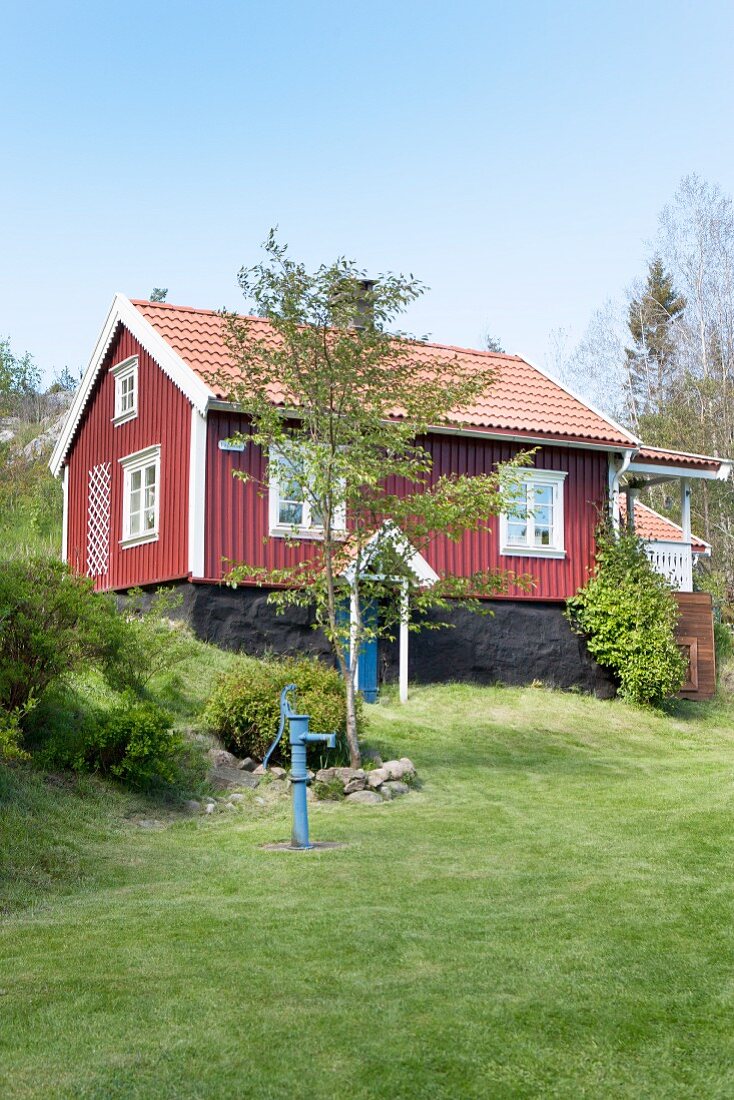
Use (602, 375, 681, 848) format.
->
(0, 558, 119, 712)
(203, 655, 357, 765)
(67, 701, 187, 791)
(714, 621, 734, 665)
(105, 587, 198, 695)
(566, 526, 686, 706)
(0, 702, 32, 763)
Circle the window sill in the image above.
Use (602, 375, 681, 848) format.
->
(270, 526, 347, 542)
(120, 531, 159, 549)
(112, 410, 138, 427)
(500, 546, 566, 560)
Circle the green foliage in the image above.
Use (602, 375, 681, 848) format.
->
(0, 701, 33, 763)
(0, 335, 40, 415)
(312, 777, 346, 801)
(203, 655, 357, 765)
(566, 527, 686, 706)
(105, 587, 199, 695)
(0, 558, 120, 712)
(714, 621, 734, 665)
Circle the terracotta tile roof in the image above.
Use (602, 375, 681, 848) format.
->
(633, 445, 724, 473)
(132, 300, 636, 448)
(619, 497, 709, 552)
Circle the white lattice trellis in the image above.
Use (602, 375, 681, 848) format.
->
(87, 462, 111, 577)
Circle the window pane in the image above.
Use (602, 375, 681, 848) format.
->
(534, 504, 553, 527)
(144, 464, 155, 486)
(279, 501, 303, 526)
(144, 507, 156, 531)
(534, 526, 553, 547)
(144, 486, 156, 510)
(130, 509, 141, 536)
(130, 470, 141, 492)
(129, 489, 141, 515)
(533, 484, 553, 507)
(507, 521, 528, 545)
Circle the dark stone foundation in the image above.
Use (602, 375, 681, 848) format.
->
(146, 582, 615, 698)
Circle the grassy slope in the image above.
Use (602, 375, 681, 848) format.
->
(3, 683, 734, 1098)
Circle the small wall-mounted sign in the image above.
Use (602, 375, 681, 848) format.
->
(218, 439, 245, 452)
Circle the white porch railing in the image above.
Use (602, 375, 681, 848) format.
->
(644, 540, 693, 592)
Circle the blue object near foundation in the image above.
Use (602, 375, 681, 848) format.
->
(263, 684, 336, 850)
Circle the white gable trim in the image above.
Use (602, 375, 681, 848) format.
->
(49, 293, 214, 477)
(342, 521, 439, 586)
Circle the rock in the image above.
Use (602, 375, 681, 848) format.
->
(345, 789, 383, 805)
(367, 768, 388, 789)
(182, 799, 201, 813)
(381, 781, 410, 799)
(223, 801, 237, 812)
(362, 748, 383, 767)
(228, 793, 246, 804)
(210, 764, 260, 790)
(315, 767, 337, 783)
(343, 777, 367, 794)
(207, 748, 242, 768)
(382, 760, 406, 781)
(204, 803, 216, 815)
(238, 757, 258, 772)
(269, 766, 287, 780)
(399, 757, 416, 777)
(335, 767, 365, 782)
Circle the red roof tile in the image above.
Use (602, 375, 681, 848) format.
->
(132, 300, 636, 448)
(619, 497, 709, 552)
(633, 446, 724, 473)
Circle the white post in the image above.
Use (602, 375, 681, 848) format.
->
(399, 583, 409, 704)
(626, 487, 639, 532)
(349, 587, 360, 692)
(680, 478, 691, 542)
(61, 465, 69, 563)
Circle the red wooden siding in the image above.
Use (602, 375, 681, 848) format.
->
(205, 411, 608, 600)
(65, 326, 192, 590)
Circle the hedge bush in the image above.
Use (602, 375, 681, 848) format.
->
(566, 526, 686, 706)
(0, 557, 119, 712)
(203, 655, 356, 765)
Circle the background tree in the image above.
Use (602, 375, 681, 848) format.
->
(623, 257, 685, 437)
(483, 330, 505, 353)
(218, 234, 530, 766)
(0, 337, 41, 419)
(149, 288, 168, 302)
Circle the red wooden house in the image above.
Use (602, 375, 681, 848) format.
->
(50, 294, 731, 698)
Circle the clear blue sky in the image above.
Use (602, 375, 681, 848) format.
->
(3, 0, 734, 385)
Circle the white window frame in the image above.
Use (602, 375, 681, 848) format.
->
(268, 443, 346, 540)
(110, 356, 139, 426)
(119, 444, 161, 548)
(499, 469, 567, 558)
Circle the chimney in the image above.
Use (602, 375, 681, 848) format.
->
(349, 278, 376, 330)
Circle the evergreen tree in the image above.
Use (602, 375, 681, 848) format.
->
(623, 258, 685, 431)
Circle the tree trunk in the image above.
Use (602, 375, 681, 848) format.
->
(344, 671, 361, 769)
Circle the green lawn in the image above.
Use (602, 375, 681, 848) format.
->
(4, 683, 734, 1098)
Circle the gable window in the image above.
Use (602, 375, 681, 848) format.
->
(119, 445, 160, 547)
(111, 356, 138, 425)
(499, 469, 567, 558)
(268, 444, 345, 538)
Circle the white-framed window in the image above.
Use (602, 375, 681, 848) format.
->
(119, 444, 161, 547)
(499, 469, 567, 558)
(268, 443, 346, 539)
(111, 356, 139, 425)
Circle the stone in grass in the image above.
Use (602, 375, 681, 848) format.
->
(343, 777, 367, 795)
(366, 768, 388, 790)
(315, 767, 337, 783)
(204, 803, 216, 815)
(228, 793, 246, 804)
(381, 760, 407, 781)
(237, 757, 258, 772)
(182, 799, 202, 814)
(381, 781, 410, 800)
(399, 757, 416, 778)
(345, 790, 383, 805)
(207, 748, 242, 768)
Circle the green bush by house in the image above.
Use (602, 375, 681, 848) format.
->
(566, 526, 686, 706)
(203, 655, 358, 765)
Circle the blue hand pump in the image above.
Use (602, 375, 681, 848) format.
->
(263, 684, 336, 850)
